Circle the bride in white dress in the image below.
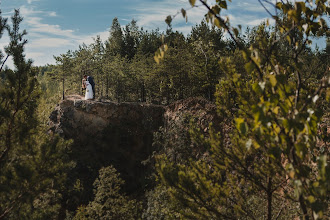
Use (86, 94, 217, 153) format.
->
(85, 80, 94, 100)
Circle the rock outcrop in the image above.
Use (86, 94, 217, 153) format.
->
(49, 95, 220, 194)
(49, 95, 165, 143)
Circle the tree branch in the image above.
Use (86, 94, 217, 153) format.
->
(0, 54, 9, 72)
(199, 0, 264, 79)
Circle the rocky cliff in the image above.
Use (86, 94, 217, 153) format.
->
(49, 95, 165, 141)
(49, 95, 220, 196)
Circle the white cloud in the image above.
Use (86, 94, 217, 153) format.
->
(25, 51, 44, 60)
(76, 30, 110, 45)
(131, 0, 209, 34)
(15, 5, 113, 66)
(247, 18, 275, 26)
(20, 6, 76, 39)
(129, 0, 279, 36)
(49, 11, 57, 17)
(28, 38, 74, 48)
(1, 5, 78, 68)
(27, 0, 40, 4)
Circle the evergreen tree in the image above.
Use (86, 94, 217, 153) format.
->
(123, 19, 140, 60)
(106, 17, 124, 57)
(74, 166, 141, 219)
(0, 9, 71, 219)
(137, 29, 162, 56)
(53, 50, 74, 99)
(91, 36, 104, 97)
(0, 9, 8, 71)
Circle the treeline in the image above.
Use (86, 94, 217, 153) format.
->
(44, 16, 329, 106)
(44, 17, 233, 103)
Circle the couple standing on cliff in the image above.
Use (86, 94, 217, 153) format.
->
(82, 75, 95, 100)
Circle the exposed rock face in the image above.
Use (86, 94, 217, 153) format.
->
(49, 95, 165, 142)
(165, 97, 222, 133)
(49, 95, 220, 194)
(49, 96, 221, 151)
(49, 95, 166, 194)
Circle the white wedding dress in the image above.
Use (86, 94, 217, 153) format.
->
(85, 81, 93, 100)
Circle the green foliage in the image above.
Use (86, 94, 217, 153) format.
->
(153, 113, 211, 164)
(0, 9, 72, 219)
(142, 185, 183, 220)
(36, 65, 62, 125)
(156, 1, 329, 220)
(106, 17, 125, 57)
(74, 166, 141, 220)
(46, 17, 228, 103)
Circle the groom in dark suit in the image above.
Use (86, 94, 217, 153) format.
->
(83, 74, 95, 99)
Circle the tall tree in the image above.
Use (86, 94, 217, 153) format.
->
(74, 166, 141, 219)
(0, 9, 8, 71)
(123, 19, 140, 60)
(0, 9, 71, 219)
(137, 29, 162, 56)
(91, 37, 104, 97)
(53, 50, 74, 99)
(106, 17, 124, 57)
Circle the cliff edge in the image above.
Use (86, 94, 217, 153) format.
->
(48, 95, 220, 193)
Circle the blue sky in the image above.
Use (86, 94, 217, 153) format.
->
(1, 0, 328, 67)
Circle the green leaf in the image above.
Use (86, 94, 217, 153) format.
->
(163, 44, 168, 51)
(153, 56, 159, 64)
(235, 118, 248, 135)
(189, 0, 196, 7)
(295, 143, 307, 159)
(233, 28, 239, 37)
(295, 2, 306, 13)
(286, 35, 292, 45)
(165, 15, 172, 26)
(245, 62, 254, 74)
(252, 82, 262, 94)
(219, 0, 227, 9)
(181, 8, 186, 18)
(273, 106, 280, 115)
(211, 5, 221, 14)
(308, 196, 315, 203)
(253, 140, 260, 149)
(269, 74, 277, 87)
(214, 18, 221, 28)
(282, 119, 290, 130)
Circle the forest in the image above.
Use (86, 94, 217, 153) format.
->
(0, 0, 329, 219)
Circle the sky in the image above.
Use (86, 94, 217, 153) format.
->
(0, 0, 328, 68)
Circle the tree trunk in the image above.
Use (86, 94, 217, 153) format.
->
(142, 82, 145, 102)
(299, 195, 309, 220)
(267, 176, 272, 220)
(62, 77, 65, 100)
(106, 76, 109, 98)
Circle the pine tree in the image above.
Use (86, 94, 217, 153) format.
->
(0, 9, 8, 71)
(123, 19, 140, 60)
(106, 17, 124, 57)
(74, 166, 141, 219)
(53, 50, 74, 99)
(0, 9, 72, 219)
